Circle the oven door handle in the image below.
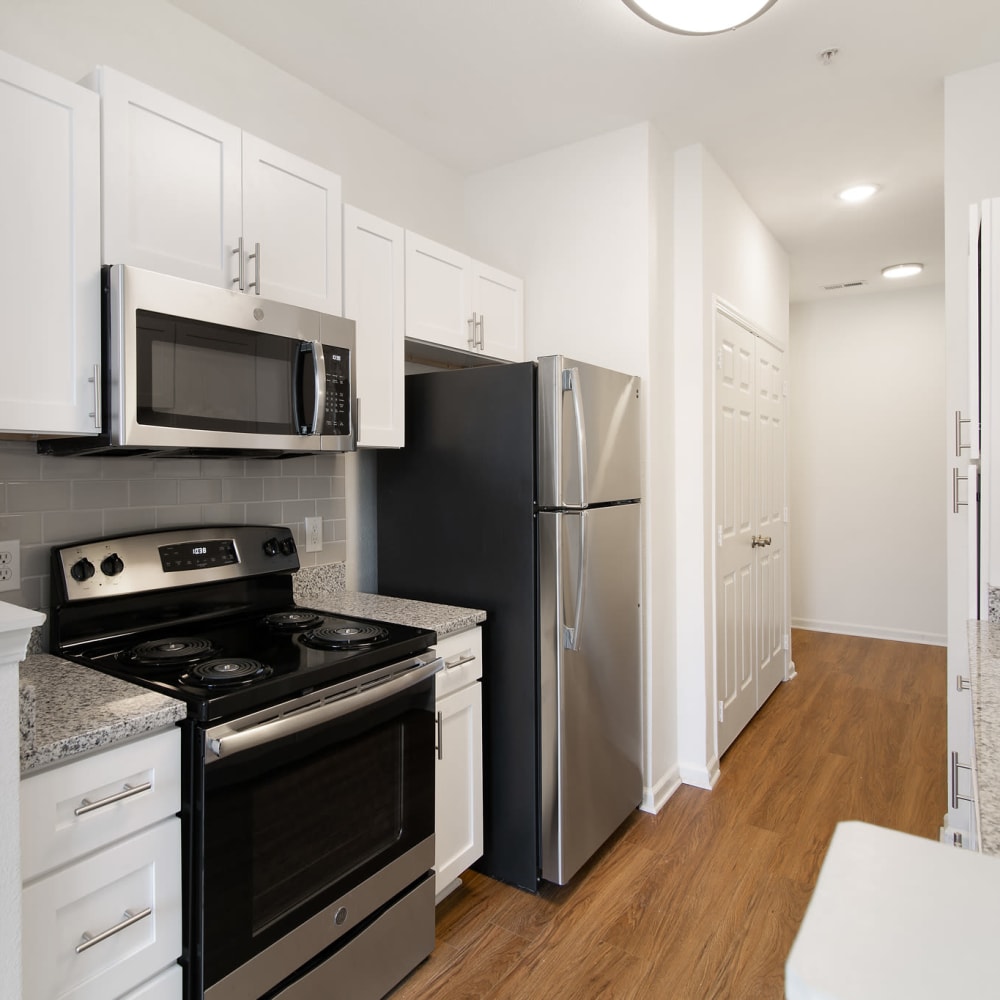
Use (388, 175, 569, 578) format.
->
(205, 656, 443, 761)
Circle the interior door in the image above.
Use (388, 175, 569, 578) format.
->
(715, 310, 787, 757)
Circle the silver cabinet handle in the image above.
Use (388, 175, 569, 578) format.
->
(76, 907, 152, 954)
(248, 241, 261, 294)
(957, 674, 972, 692)
(232, 236, 245, 291)
(444, 652, 476, 670)
(436, 710, 444, 760)
(467, 312, 478, 349)
(953, 467, 969, 513)
(74, 781, 152, 817)
(951, 750, 973, 810)
(956, 410, 972, 456)
(88, 363, 101, 430)
(477, 314, 485, 350)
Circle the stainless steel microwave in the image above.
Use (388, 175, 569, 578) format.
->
(39, 264, 356, 457)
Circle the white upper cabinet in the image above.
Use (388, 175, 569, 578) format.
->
(0, 50, 101, 436)
(405, 231, 523, 363)
(343, 206, 405, 447)
(94, 67, 342, 313)
(242, 133, 342, 313)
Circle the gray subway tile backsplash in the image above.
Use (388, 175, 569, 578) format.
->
(0, 441, 347, 620)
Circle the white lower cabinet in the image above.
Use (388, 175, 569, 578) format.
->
(433, 628, 484, 902)
(20, 728, 183, 1000)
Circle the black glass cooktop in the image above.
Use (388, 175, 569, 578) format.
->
(69, 606, 436, 722)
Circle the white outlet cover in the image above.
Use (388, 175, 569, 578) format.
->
(0, 539, 20, 592)
(304, 518, 322, 553)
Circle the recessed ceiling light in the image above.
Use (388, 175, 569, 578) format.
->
(881, 263, 923, 279)
(621, 0, 778, 35)
(838, 184, 879, 203)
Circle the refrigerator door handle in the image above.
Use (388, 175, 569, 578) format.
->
(562, 366, 589, 506)
(563, 512, 587, 650)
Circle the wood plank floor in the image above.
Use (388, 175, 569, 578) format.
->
(391, 629, 946, 1000)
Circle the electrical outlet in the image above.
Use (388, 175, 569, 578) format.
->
(304, 517, 322, 553)
(0, 539, 20, 592)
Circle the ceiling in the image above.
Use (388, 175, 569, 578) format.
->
(167, 0, 1000, 302)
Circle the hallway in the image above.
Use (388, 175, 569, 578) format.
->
(391, 629, 946, 999)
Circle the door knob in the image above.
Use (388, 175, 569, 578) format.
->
(751, 535, 772, 548)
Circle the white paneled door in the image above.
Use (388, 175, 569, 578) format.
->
(715, 309, 788, 757)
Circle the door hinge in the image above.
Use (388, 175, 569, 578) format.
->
(783, 506, 789, 523)
(783, 633, 790, 651)
(717, 525, 723, 547)
(718, 700, 724, 723)
(716, 349, 723, 370)
(782, 380, 789, 398)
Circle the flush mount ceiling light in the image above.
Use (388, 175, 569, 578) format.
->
(621, 0, 779, 34)
(838, 184, 879, 204)
(881, 263, 924, 279)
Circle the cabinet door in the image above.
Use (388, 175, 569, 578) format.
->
(242, 133, 342, 313)
(343, 206, 404, 447)
(98, 66, 242, 288)
(0, 51, 101, 435)
(434, 682, 483, 900)
(405, 231, 473, 352)
(473, 262, 524, 362)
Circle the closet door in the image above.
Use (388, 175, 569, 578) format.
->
(715, 309, 788, 757)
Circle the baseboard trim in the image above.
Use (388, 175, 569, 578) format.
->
(642, 767, 682, 814)
(791, 617, 946, 647)
(679, 756, 720, 790)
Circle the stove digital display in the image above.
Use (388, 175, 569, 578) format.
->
(159, 539, 239, 573)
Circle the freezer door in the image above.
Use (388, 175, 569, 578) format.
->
(537, 355, 641, 508)
(539, 503, 642, 885)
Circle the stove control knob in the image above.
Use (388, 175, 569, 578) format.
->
(263, 537, 280, 557)
(100, 553, 124, 577)
(279, 537, 296, 557)
(70, 557, 95, 582)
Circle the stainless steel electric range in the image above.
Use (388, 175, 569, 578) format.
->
(49, 525, 441, 1000)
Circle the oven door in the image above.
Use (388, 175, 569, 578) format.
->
(193, 655, 440, 1000)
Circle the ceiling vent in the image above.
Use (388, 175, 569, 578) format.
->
(822, 280, 868, 291)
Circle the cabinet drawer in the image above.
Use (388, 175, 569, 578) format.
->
(122, 963, 182, 1000)
(21, 728, 181, 881)
(434, 628, 483, 698)
(22, 817, 182, 1000)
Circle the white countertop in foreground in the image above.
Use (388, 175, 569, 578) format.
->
(786, 821, 1000, 999)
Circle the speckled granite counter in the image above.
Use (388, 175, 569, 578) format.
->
(966, 622, 1000, 855)
(295, 588, 486, 639)
(19, 655, 186, 775)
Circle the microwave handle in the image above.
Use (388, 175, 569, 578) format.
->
(295, 341, 327, 435)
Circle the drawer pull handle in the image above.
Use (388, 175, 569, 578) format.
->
(75, 907, 152, 954)
(74, 781, 152, 817)
(444, 652, 476, 670)
(951, 751, 974, 810)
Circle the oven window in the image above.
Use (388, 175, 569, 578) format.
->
(250, 723, 404, 932)
(199, 693, 434, 989)
(135, 310, 303, 434)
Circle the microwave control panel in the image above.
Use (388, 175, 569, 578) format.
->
(321, 346, 351, 436)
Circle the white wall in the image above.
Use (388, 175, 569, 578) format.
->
(0, 0, 465, 243)
(464, 123, 680, 811)
(789, 287, 946, 644)
(673, 144, 789, 788)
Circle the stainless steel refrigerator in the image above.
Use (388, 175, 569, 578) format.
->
(377, 355, 642, 890)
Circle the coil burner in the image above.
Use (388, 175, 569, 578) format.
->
(300, 623, 390, 650)
(262, 611, 325, 632)
(122, 637, 219, 669)
(182, 658, 273, 688)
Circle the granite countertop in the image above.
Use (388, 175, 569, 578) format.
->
(19, 655, 186, 776)
(18, 582, 485, 775)
(293, 582, 487, 639)
(966, 621, 1000, 855)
